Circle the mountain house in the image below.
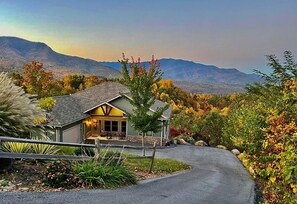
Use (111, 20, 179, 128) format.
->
(46, 81, 171, 145)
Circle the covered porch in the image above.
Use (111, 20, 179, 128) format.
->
(83, 103, 127, 142)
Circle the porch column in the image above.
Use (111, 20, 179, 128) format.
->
(160, 120, 165, 146)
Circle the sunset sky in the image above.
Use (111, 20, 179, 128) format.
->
(0, 0, 296, 73)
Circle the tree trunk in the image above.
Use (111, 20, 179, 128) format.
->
(142, 132, 145, 156)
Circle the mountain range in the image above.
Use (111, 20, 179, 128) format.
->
(0, 36, 261, 93)
(0, 36, 120, 78)
(100, 59, 260, 85)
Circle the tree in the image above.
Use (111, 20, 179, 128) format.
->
(84, 75, 102, 88)
(22, 61, 53, 98)
(247, 51, 297, 94)
(0, 72, 44, 137)
(120, 55, 168, 154)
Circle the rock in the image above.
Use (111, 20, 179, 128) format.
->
(194, 140, 208, 146)
(177, 138, 189, 145)
(231, 149, 240, 155)
(177, 138, 186, 144)
(19, 187, 29, 191)
(216, 145, 227, 150)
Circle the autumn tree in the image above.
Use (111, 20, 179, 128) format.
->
(84, 75, 102, 88)
(120, 56, 168, 153)
(62, 74, 85, 94)
(22, 61, 53, 98)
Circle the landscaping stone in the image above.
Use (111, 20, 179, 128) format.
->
(231, 149, 240, 156)
(216, 145, 227, 150)
(194, 140, 208, 146)
(19, 187, 29, 191)
(177, 138, 189, 144)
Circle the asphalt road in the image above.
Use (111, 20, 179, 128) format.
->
(0, 145, 255, 204)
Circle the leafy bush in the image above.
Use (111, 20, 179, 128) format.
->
(222, 100, 266, 152)
(73, 160, 136, 188)
(224, 51, 297, 203)
(193, 111, 226, 146)
(74, 147, 95, 157)
(44, 161, 83, 189)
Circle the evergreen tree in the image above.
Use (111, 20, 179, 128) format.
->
(120, 56, 169, 154)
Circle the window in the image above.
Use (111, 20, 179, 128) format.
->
(104, 121, 111, 131)
(121, 121, 126, 133)
(112, 121, 118, 132)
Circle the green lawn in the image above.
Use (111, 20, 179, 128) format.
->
(57, 146, 191, 174)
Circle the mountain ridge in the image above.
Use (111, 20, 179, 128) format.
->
(101, 58, 261, 85)
(0, 36, 261, 89)
(0, 36, 120, 78)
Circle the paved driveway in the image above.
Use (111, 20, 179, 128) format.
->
(0, 145, 255, 204)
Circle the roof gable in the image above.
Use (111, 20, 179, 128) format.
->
(72, 81, 129, 112)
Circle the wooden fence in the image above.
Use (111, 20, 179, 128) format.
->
(0, 136, 157, 172)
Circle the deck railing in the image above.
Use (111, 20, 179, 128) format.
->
(0, 136, 157, 172)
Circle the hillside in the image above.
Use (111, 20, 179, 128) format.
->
(173, 81, 245, 94)
(101, 59, 261, 85)
(0, 37, 120, 78)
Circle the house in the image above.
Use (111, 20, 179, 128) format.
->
(47, 81, 171, 145)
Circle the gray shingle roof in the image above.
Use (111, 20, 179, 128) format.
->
(49, 81, 171, 127)
(49, 95, 86, 127)
(72, 81, 129, 112)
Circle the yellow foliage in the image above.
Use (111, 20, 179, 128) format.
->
(220, 107, 229, 116)
(269, 176, 276, 183)
(33, 117, 46, 125)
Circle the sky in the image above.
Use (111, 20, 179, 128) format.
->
(0, 0, 297, 73)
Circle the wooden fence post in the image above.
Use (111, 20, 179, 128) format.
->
(149, 142, 156, 173)
(95, 138, 100, 161)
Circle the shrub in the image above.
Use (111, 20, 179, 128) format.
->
(193, 111, 226, 146)
(1, 142, 31, 153)
(44, 161, 83, 189)
(101, 150, 122, 166)
(73, 147, 95, 157)
(28, 136, 59, 155)
(58, 146, 76, 155)
(222, 101, 266, 152)
(0, 72, 44, 137)
(73, 160, 136, 188)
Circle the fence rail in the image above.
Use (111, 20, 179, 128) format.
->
(0, 136, 157, 172)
